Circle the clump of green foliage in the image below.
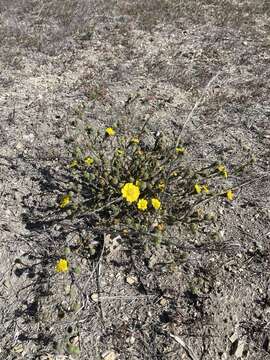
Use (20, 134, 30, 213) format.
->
(58, 123, 239, 243)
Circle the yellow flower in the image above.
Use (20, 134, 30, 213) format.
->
(176, 147, 185, 154)
(194, 183, 202, 193)
(55, 259, 69, 273)
(217, 164, 228, 179)
(202, 184, 209, 193)
(171, 171, 178, 177)
(137, 198, 148, 211)
(131, 137, 140, 144)
(84, 157, 94, 166)
(151, 198, 161, 210)
(121, 183, 140, 203)
(105, 127, 116, 136)
(226, 189, 234, 201)
(60, 194, 71, 208)
(70, 160, 78, 168)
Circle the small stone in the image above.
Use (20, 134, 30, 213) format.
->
(159, 297, 168, 306)
(102, 350, 117, 360)
(12, 343, 24, 353)
(91, 293, 99, 302)
(71, 302, 81, 312)
(39, 355, 55, 360)
(70, 335, 79, 345)
(126, 276, 137, 285)
(220, 230, 225, 238)
(64, 284, 71, 295)
(122, 315, 129, 322)
(148, 255, 157, 269)
(229, 332, 238, 343)
(235, 341, 245, 358)
(3, 279, 10, 288)
(128, 336, 135, 345)
(16, 142, 23, 150)
(23, 133, 35, 142)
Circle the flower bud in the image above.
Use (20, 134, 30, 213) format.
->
(140, 182, 147, 191)
(112, 177, 118, 185)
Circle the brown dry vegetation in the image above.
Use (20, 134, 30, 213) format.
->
(0, 1, 270, 359)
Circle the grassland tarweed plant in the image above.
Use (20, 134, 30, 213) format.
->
(57, 123, 247, 247)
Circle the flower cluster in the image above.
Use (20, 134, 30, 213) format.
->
(194, 183, 209, 194)
(121, 182, 161, 212)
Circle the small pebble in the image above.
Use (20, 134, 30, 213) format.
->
(102, 350, 117, 360)
(126, 276, 137, 285)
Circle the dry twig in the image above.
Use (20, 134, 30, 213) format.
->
(176, 71, 221, 146)
(169, 333, 199, 360)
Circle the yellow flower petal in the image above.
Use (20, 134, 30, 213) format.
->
(60, 194, 71, 208)
(226, 189, 234, 201)
(84, 157, 94, 166)
(202, 184, 209, 193)
(137, 198, 148, 211)
(106, 127, 116, 136)
(217, 164, 225, 172)
(131, 137, 140, 144)
(217, 164, 228, 178)
(55, 259, 69, 273)
(121, 183, 140, 203)
(176, 147, 185, 154)
(70, 160, 78, 168)
(194, 183, 202, 194)
(151, 198, 161, 210)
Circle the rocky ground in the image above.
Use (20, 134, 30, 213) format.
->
(0, 1, 270, 359)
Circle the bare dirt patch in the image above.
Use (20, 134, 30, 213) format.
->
(0, 1, 269, 359)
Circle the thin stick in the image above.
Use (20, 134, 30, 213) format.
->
(81, 235, 106, 294)
(176, 71, 221, 146)
(98, 294, 156, 301)
(169, 333, 199, 360)
(96, 235, 105, 323)
(80, 197, 122, 217)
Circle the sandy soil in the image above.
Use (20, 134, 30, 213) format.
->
(0, 1, 270, 359)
